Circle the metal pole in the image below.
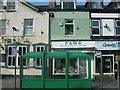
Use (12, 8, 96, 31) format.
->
(117, 61, 119, 90)
(101, 57, 103, 89)
(15, 42, 17, 90)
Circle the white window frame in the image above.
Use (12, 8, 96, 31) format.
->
(7, 46, 27, 67)
(24, 19, 33, 35)
(35, 46, 45, 67)
(0, 19, 6, 36)
(7, 46, 16, 67)
(18, 46, 27, 67)
(116, 20, 120, 36)
(91, 19, 101, 36)
(65, 19, 75, 36)
(6, 0, 16, 11)
(61, 1, 76, 9)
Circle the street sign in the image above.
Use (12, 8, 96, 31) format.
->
(96, 51, 102, 58)
(115, 55, 120, 61)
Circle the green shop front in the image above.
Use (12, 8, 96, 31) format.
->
(20, 51, 91, 89)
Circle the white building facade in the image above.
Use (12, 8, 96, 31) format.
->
(0, 0, 49, 72)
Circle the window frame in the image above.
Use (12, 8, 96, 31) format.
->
(61, 1, 76, 9)
(116, 20, 120, 36)
(23, 19, 33, 35)
(6, 0, 16, 11)
(91, 19, 101, 36)
(18, 46, 27, 67)
(64, 19, 75, 36)
(7, 45, 27, 67)
(34, 46, 45, 68)
(0, 0, 3, 11)
(0, 19, 6, 36)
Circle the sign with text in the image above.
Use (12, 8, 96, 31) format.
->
(51, 41, 95, 48)
(95, 51, 102, 58)
(95, 41, 120, 50)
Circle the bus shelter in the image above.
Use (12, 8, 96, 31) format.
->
(20, 51, 91, 89)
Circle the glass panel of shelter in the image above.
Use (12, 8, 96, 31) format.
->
(22, 58, 42, 79)
(45, 58, 88, 79)
(69, 58, 88, 79)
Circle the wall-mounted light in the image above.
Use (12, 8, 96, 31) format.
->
(12, 27, 19, 32)
(49, 13, 55, 17)
(60, 22, 63, 27)
(104, 24, 109, 29)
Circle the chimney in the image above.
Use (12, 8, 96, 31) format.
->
(49, 0, 56, 8)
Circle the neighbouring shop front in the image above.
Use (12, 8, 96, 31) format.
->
(95, 41, 120, 79)
(51, 40, 95, 79)
(51, 40, 120, 79)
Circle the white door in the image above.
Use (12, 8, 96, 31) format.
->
(102, 19, 115, 36)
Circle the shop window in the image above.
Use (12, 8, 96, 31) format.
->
(116, 20, 120, 36)
(23, 19, 33, 35)
(34, 46, 45, 67)
(91, 20, 100, 36)
(6, 0, 16, 11)
(65, 19, 74, 36)
(53, 58, 88, 79)
(79, 59, 88, 78)
(53, 58, 65, 75)
(0, 20, 6, 36)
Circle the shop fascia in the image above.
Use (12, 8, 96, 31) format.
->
(51, 41, 95, 48)
(95, 41, 120, 50)
(0, 37, 31, 44)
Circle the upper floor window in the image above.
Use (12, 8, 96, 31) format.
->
(23, 19, 33, 35)
(91, 2, 102, 9)
(65, 19, 74, 36)
(91, 20, 100, 36)
(0, 0, 3, 10)
(0, 20, 6, 36)
(6, 0, 15, 11)
(61, 1, 76, 9)
(116, 20, 120, 36)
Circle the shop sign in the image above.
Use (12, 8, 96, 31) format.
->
(95, 51, 102, 58)
(51, 41, 95, 48)
(0, 37, 31, 44)
(96, 41, 120, 50)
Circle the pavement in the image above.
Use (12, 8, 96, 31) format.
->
(1, 75, 119, 90)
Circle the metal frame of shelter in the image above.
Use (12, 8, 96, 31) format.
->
(20, 51, 91, 89)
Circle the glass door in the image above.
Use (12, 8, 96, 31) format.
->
(102, 55, 114, 75)
(95, 54, 114, 75)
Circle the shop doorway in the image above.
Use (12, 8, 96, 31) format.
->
(95, 54, 114, 75)
(102, 55, 114, 75)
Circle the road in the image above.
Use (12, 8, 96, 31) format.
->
(1, 75, 119, 90)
